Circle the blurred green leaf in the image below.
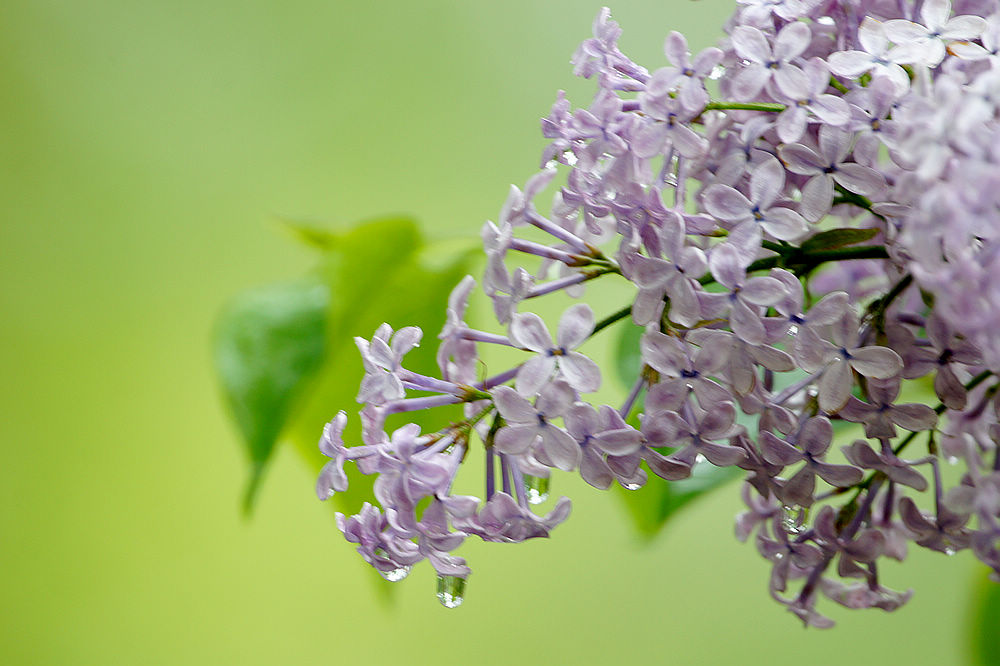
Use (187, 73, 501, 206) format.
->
(615, 318, 644, 389)
(616, 463, 741, 538)
(213, 280, 329, 513)
(800, 227, 879, 253)
(285, 217, 475, 518)
(972, 572, 1000, 665)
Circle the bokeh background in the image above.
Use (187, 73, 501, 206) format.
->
(0, 1, 988, 664)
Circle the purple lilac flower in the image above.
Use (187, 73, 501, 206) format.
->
(317, 3, 1000, 622)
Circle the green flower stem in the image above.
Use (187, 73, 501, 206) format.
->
(698, 243, 890, 285)
(703, 101, 786, 113)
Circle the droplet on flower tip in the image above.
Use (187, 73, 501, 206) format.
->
(379, 565, 412, 582)
(817, 16, 835, 25)
(524, 474, 551, 504)
(436, 575, 467, 608)
(947, 456, 959, 465)
(709, 64, 725, 80)
(623, 482, 641, 491)
(943, 544, 957, 556)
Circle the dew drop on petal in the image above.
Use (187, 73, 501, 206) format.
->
(947, 456, 959, 465)
(524, 474, 551, 504)
(623, 482, 641, 491)
(436, 575, 467, 608)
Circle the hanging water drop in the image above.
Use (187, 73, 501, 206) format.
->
(623, 482, 641, 491)
(943, 544, 957, 556)
(379, 565, 412, 582)
(436, 575, 467, 608)
(947, 456, 959, 465)
(781, 504, 804, 534)
(524, 474, 550, 504)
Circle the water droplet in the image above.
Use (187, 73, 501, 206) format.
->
(817, 16, 835, 25)
(781, 505, 804, 534)
(788, 324, 799, 336)
(709, 64, 725, 80)
(379, 565, 411, 582)
(944, 544, 957, 556)
(524, 474, 550, 504)
(695, 453, 707, 465)
(623, 482, 641, 491)
(947, 456, 959, 465)
(436, 575, 467, 608)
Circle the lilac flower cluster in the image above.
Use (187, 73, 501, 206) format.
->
(318, 0, 1000, 624)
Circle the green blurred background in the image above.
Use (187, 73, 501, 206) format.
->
(0, 1, 986, 663)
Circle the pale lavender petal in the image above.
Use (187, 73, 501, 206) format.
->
(828, 50, 875, 78)
(580, 447, 614, 489)
(833, 163, 886, 197)
(779, 144, 824, 175)
(742, 276, 787, 306)
(540, 425, 582, 471)
(703, 184, 753, 223)
(731, 298, 768, 345)
(776, 106, 808, 144)
(492, 386, 536, 422)
(709, 242, 747, 289)
(557, 303, 595, 350)
(806, 291, 849, 325)
(810, 95, 851, 127)
(516, 355, 557, 396)
(560, 352, 602, 393)
(731, 65, 771, 100)
(762, 207, 809, 241)
(819, 357, 853, 412)
(731, 26, 772, 63)
(700, 441, 748, 466)
(594, 428, 644, 455)
(890, 403, 938, 432)
(671, 123, 709, 158)
(535, 380, 576, 416)
(510, 312, 552, 351)
(760, 431, 803, 466)
(813, 461, 864, 487)
(799, 416, 833, 456)
(495, 423, 540, 454)
(799, 174, 834, 223)
(750, 156, 786, 209)
(849, 346, 902, 379)
(774, 21, 811, 61)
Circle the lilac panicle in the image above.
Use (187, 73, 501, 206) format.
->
(315, 1, 1000, 622)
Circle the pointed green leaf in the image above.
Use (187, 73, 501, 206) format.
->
(800, 227, 879, 253)
(213, 280, 329, 513)
(284, 217, 475, 518)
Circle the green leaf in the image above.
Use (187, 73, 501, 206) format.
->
(284, 217, 475, 518)
(614, 318, 644, 389)
(213, 280, 329, 513)
(800, 227, 879, 253)
(971, 571, 1000, 665)
(616, 462, 741, 538)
